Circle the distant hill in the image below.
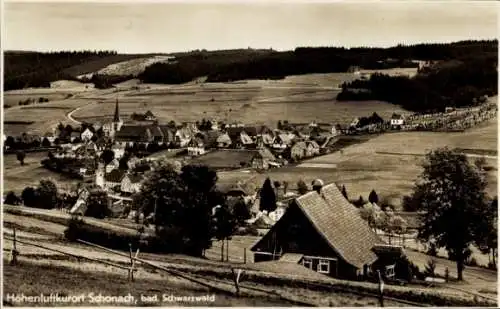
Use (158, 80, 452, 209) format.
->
(4, 41, 497, 93)
(3, 51, 165, 91)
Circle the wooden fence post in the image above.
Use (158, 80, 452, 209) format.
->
(220, 239, 224, 262)
(128, 243, 134, 282)
(226, 238, 229, 262)
(11, 227, 18, 265)
(377, 270, 384, 307)
(230, 268, 241, 296)
(244, 248, 247, 264)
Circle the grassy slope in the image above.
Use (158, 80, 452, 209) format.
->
(3, 261, 291, 307)
(3, 210, 496, 306)
(71, 74, 408, 127)
(62, 54, 155, 77)
(232, 117, 497, 206)
(3, 152, 80, 195)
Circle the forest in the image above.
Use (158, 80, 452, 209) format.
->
(336, 54, 498, 112)
(140, 40, 497, 84)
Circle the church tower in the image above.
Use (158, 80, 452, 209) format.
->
(111, 98, 123, 137)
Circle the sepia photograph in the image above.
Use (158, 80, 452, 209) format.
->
(2, 0, 498, 307)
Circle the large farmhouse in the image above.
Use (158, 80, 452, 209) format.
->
(251, 182, 404, 280)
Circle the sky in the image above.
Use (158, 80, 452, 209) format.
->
(3, 1, 499, 54)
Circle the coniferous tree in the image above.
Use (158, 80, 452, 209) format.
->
(369, 189, 379, 204)
(260, 178, 277, 212)
(341, 185, 348, 200)
(297, 179, 309, 195)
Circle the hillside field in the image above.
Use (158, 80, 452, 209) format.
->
(225, 117, 498, 208)
(70, 81, 408, 127)
(3, 152, 80, 194)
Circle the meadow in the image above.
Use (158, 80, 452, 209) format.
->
(223, 117, 498, 208)
(69, 73, 409, 126)
(3, 152, 80, 194)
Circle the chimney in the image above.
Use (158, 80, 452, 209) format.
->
(311, 179, 324, 193)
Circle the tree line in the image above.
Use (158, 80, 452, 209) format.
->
(139, 40, 497, 85)
(337, 55, 498, 112)
(4, 51, 119, 90)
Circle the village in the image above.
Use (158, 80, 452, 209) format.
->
(4, 93, 498, 287)
(3, 2, 498, 305)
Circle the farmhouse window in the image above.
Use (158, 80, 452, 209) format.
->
(302, 257, 313, 269)
(318, 259, 330, 274)
(385, 264, 396, 279)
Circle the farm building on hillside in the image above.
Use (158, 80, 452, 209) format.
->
(251, 182, 405, 280)
(272, 133, 296, 151)
(227, 127, 254, 147)
(190, 148, 277, 171)
(187, 131, 223, 156)
(390, 113, 405, 129)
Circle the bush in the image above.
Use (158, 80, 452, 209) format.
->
(4, 191, 21, 205)
(424, 258, 437, 277)
(21, 186, 38, 207)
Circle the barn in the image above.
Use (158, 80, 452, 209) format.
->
(251, 182, 404, 280)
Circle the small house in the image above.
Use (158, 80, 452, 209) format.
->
(144, 110, 156, 121)
(227, 127, 254, 148)
(111, 143, 125, 159)
(290, 141, 307, 161)
(159, 125, 176, 146)
(175, 126, 195, 148)
(104, 169, 126, 190)
(187, 133, 207, 156)
(305, 140, 320, 157)
(216, 133, 232, 148)
(43, 132, 56, 144)
(251, 183, 403, 280)
(105, 158, 120, 173)
(81, 128, 94, 142)
(120, 173, 143, 194)
(272, 133, 296, 150)
(350, 117, 360, 128)
(390, 113, 404, 129)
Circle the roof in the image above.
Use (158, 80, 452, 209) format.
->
(149, 125, 164, 138)
(243, 125, 272, 136)
(391, 113, 404, 120)
(190, 148, 275, 170)
(227, 127, 246, 139)
(144, 110, 155, 117)
(277, 133, 295, 145)
(105, 169, 126, 183)
(115, 125, 151, 141)
(253, 183, 383, 269)
(257, 147, 277, 161)
(279, 253, 304, 263)
(305, 140, 320, 148)
(124, 173, 143, 184)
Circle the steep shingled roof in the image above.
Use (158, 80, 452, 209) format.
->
(252, 183, 383, 269)
(295, 184, 382, 269)
(105, 169, 126, 183)
(115, 125, 151, 142)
